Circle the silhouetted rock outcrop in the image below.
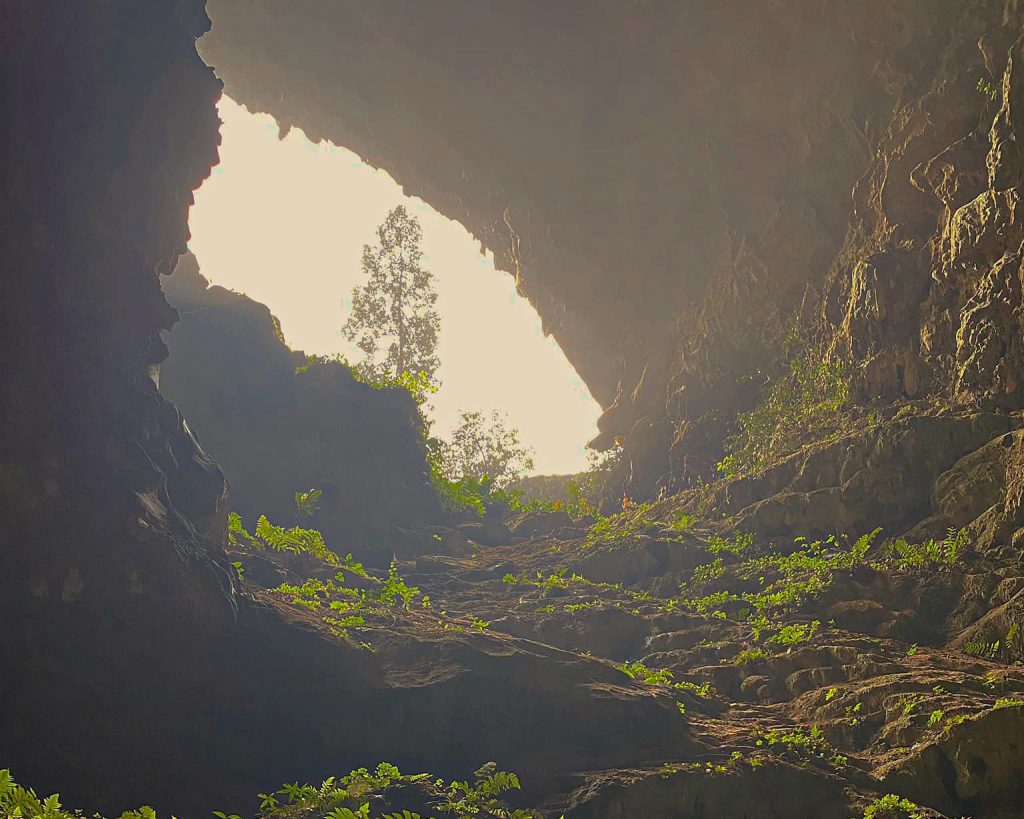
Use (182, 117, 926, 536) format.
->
(160, 252, 446, 565)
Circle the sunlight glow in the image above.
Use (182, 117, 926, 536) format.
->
(186, 97, 601, 475)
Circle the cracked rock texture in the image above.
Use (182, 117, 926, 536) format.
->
(202, 0, 1024, 497)
(10, 1, 1024, 818)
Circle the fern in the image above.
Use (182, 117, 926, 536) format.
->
(964, 639, 1001, 659)
(295, 488, 323, 518)
(230, 513, 341, 566)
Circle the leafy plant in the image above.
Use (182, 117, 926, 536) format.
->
(581, 502, 676, 549)
(900, 694, 923, 718)
(0, 768, 158, 819)
(766, 620, 820, 648)
(964, 639, 1001, 659)
(0, 761, 554, 819)
(229, 512, 341, 566)
(753, 726, 847, 768)
(734, 648, 769, 666)
(377, 560, 422, 611)
(862, 794, 925, 819)
(435, 410, 534, 491)
(885, 528, 968, 569)
(978, 76, 999, 101)
(295, 489, 323, 519)
(717, 342, 850, 479)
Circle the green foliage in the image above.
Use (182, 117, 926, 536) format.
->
(377, 561, 422, 611)
(689, 558, 725, 587)
(618, 661, 674, 686)
(766, 620, 820, 647)
(295, 489, 323, 519)
(229, 512, 341, 566)
(964, 639, 1001, 659)
(427, 461, 488, 516)
(0, 768, 158, 819)
(681, 531, 880, 621)
(862, 794, 925, 819)
(884, 528, 968, 569)
(733, 647, 769, 666)
(753, 726, 847, 769)
(430, 763, 541, 819)
(582, 501, 694, 549)
(668, 526, 971, 675)
(246, 761, 542, 819)
(507, 448, 621, 519)
(679, 527, 964, 625)
(900, 694, 923, 719)
(717, 344, 850, 479)
(504, 568, 632, 603)
(273, 559, 422, 639)
(0, 760, 549, 819)
(978, 76, 999, 101)
(343, 205, 440, 383)
(434, 410, 534, 491)
(706, 533, 755, 556)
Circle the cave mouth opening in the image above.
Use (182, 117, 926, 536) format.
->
(183, 95, 601, 478)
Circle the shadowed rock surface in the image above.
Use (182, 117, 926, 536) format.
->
(9, 1, 1024, 818)
(201, 0, 1024, 497)
(159, 252, 447, 565)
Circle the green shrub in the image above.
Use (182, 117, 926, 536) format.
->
(717, 346, 849, 479)
(229, 512, 341, 566)
(862, 794, 925, 819)
(0, 763, 551, 819)
(753, 725, 847, 769)
(0, 768, 156, 819)
(884, 528, 968, 569)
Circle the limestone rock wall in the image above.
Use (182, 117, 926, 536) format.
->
(200, 0, 1024, 496)
(1, 6, 689, 815)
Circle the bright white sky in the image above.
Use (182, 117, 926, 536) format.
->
(187, 97, 600, 475)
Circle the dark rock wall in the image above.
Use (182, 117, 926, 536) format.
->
(10, 1, 1024, 816)
(200, 0, 1024, 496)
(160, 253, 446, 562)
(0, 0, 238, 808)
(1, 6, 690, 816)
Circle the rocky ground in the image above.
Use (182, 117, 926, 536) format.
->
(10, 3, 1024, 818)
(227, 406, 1024, 819)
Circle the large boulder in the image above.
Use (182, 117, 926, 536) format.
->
(160, 253, 447, 565)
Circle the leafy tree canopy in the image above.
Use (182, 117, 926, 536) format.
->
(437, 410, 534, 490)
(343, 205, 440, 383)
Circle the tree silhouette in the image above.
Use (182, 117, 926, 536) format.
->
(439, 410, 535, 489)
(343, 205, 440, 381)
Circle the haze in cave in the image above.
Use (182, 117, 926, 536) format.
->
(188, 97, 601, 476)
(7, 3, 1024, 819)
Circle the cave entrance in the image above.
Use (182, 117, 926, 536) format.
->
(183, 96, 600, 477)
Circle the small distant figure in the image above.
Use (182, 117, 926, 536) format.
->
(622, 495, 635, 511)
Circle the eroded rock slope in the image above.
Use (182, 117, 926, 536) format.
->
(7, 2, 1024, 818)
